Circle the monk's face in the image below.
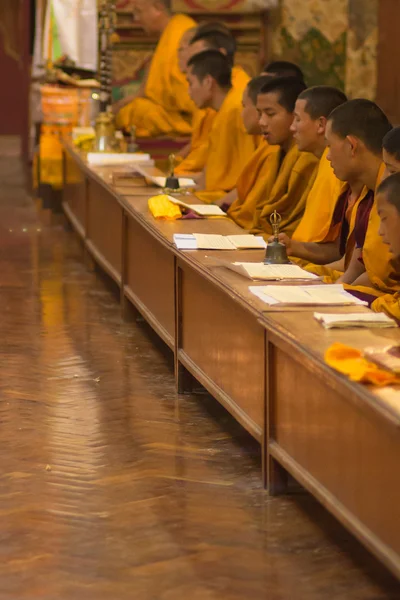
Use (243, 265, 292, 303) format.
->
(325, 120, 354, 181)
(291, 99, 324, 153)
(383, 148, 400, 179)
(178, 30, 196, 73)
(377, 192, 400, 257)
(257, 92, 294, 146)
(187, 67, 212, 109)
(133, 0, 165, 34)
(241, 88, 261, 135)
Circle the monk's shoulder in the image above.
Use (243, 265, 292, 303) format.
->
(292, 150, 319, 174)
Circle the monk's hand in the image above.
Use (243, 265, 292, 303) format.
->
(268, 233, 293, 254)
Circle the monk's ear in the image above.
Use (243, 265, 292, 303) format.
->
(203, 74, 214, 91)
(218, 48, 228, 57)
(317, 116, 327, 135)
(346, 134, 359, 156)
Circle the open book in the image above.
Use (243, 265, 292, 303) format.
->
(211, 260, 318, 281)
(314, 312, 398, 329)
(133, 164, 195, 188)
(167, 198, 226, 217)
(173, 234, 267, 250)
(87, 153, 151, 166)
(250, 284, 368, 307)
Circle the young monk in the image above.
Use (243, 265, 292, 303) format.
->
(371, 173, 400, 318)
(276, 100, 392, 282)
(262, 60, 305, 82)
(382, 126, 400, 176)
(114, 0, 196, 137)
(186, 50, 261, 204)
(175, 27, 250, 176)
(244, 77, 318, 238)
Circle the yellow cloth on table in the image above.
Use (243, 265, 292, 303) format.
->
(195, 87, 261, 204)
(249, 141, 319, 239)
(148, 195, 182, 220)
(175, 66, 250, 176)
(227, 141, 279, 229)
(325, 343, 400, 386)
(372, 292, 400, 320)
(293, 148, 343, 243)
(116, 14, 196, 137)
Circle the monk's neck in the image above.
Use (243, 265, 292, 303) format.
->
(312, 140, 327, 159)
(280, 136, 294, 154)
(348, 180, 364, 201)
(211, 86, 232, 111)
(359, 155, 383, 191)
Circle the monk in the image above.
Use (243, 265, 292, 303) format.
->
(246, 77, 318, 239)
(114, 0, 196, 137)
(262, 60, 305, 82)
(371, 173, 400, 319)
(175, 27, 250, 176)
(276, 100, 392, 286)
(186, 50, 260, 204)
(382, 126, 400, 176)
(208, 75, 278, 225)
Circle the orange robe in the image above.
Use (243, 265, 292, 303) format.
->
(175, 66, 251, 176)
(116, 14, 196, 137)
(195, 86, 261, 204)
(292, 148, 343, 243)
(248, 141, 319, 239)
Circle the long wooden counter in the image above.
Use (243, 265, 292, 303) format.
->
(63, 144, 400, 580)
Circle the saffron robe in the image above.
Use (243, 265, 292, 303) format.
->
(248, 142, 319, 239)
(292, 148, 343, 243)
(372, 292, 400, 320)
(115, 14, 196, 137)
(227, 141, 280, 230)
(195, 86, 261, 204)
(175, 66, 251, 176)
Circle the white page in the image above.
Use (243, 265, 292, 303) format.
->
(167, 197, 226, 217)
(250, 284, 367, 306)
(226, 235, 266, 249)
(194, 234, 236, 250)
(236, 263, 318, 280)
(87, 153, 151, 166)
(173, 234, 197, 250)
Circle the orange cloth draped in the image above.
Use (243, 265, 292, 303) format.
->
(292, 148, 342, 243)
(227, 141, 279, 229)
(248, 142, 319, 239)
(195, 86, 261, 204)
(176, 66, 251, 176)
(115, 14, 196, 137)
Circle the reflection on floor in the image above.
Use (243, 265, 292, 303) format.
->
(0, 155, 399, 599)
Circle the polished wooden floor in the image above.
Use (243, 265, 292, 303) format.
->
(0, 155, 399, 599)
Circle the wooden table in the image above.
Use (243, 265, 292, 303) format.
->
(62, 143, 400, 580)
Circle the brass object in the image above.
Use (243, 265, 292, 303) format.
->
(264, 211, 291, 265)
(165, 154, 180, 190)
(93, 110, 119, 152)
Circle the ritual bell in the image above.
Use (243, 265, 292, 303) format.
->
(264, 211, 291, 265)
(93, 110, 119, 152)
(165, 154, 180, 190)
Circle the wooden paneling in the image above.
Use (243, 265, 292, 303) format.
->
(267, 336, 400, 579)
(125, 216, 175, 348)
(63, 155, 87, 238)
(377, 0, 400, 124)
(178, 260, 265, 441)
(87, 178, 123, 284)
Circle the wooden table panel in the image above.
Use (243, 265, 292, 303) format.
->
(125, 216, 175, 348)
(87, 178, 123, 284)
(267, 335, 400, 579)
(178, 260, 265, 441)
(63, 153, 87, 237)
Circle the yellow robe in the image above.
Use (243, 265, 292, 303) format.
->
(372, 292, 400, 320)
(227, 141, 280, 229)
(249, 142, 319, 239)
(195, 86, 261, 204)
(292, 148, 343, 243)
(116, 14, 196, 137)
(175, 66, 250, 176)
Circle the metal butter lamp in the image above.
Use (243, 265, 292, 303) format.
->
(264, 211, 291, 265)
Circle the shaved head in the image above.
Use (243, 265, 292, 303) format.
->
(133, 0, 171, 34)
